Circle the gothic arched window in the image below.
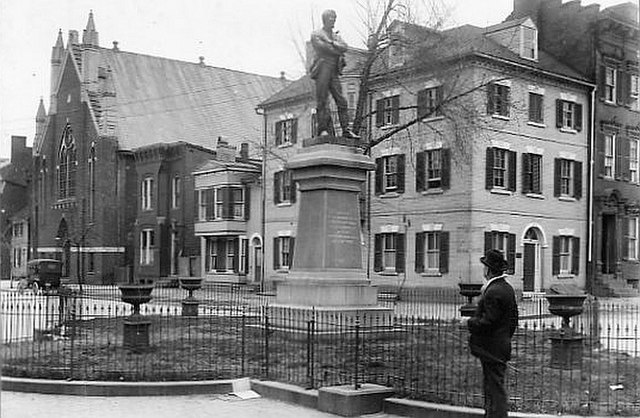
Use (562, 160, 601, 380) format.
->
(88, 143, 96, 220)
(57, 125, 77, 199)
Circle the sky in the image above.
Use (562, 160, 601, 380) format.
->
(0, 0, 633, 159)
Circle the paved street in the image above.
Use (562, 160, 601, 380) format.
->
(1, 391, 399, 418)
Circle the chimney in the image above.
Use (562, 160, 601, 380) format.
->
(112, 41, 119, 51)
(11, 136, 30, 166)
(279, 71, 286, 80)
(68, 30, 79, 45)
(240, 143, 249, 161)
(199, 56, 206, 67)
(216, 137, 235, 163)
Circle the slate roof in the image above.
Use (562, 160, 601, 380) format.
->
(193, 158, 261, 174)
(74, 47, 290, 151)
(259, 19, 591, 107)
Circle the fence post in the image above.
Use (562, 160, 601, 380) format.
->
(354, 317, 361, 390)
(241, 307, 246, 376)
(306, 314, 315, 389)
(264, 307, 270, 380)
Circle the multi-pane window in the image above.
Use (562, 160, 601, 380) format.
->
(629, 217, 639, 260)
(141, 177, 154, 210)
(275, 118, 297, 146)
(198, 187, 246, 220)
(521, 26, 537, 60)
(417, 86, 442, 119)
(374, 233, 405, 273)
(172, 176, 181, 209)
(552, 235, 580, 276)
(486, 147, 516, 191)
(522, 153, 542, 194)
(631, 75, 639, 111)
(206, 237, 240, 273)
(417, 149, 450, 192)
(556, 100, 582, 131)
(604, 134, 615, 178)
(140, 229, 155, 265)
(426, 149, 441, 188)
(425, 232, 440, 270)
(274, 170, 295, 204)
(375, 95, 400, 127)
(57, 126, 77, 200)
(484, 231, 516, 274)
(487, 83, 510, 117)
(554, 159, 582, 199)
(375, 154, 405, 195)
(528, 93, 544, 123)
(630, 138, 639, 183)
(604, 66, 616, 103)
(273, 236, 295, 270)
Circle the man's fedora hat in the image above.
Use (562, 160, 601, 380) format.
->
(480, 249, 509, 272)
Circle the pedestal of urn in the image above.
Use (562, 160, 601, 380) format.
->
(180, 277, 203, 317)
(546, 293, 587, 369)
(119, 284, 154, 351)
(274, 137, 392, 329)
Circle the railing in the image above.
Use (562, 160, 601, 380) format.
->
(2, 284, 640, 416)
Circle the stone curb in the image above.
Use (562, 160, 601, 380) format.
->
(1, 377, 611, 418)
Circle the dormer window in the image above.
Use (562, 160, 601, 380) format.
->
(521, 26, 537, 61)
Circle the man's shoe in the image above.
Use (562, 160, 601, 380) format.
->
(343, 129, 361, 140)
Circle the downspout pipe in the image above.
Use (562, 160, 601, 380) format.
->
(587, 86, 596, 295)
(255, 106, 267, 292)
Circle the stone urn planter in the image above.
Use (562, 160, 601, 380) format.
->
(119, 283, 154, 351)
(545, 284, 587, 369)
(459, 282, 483, 317)
(179, 277, 203, 317)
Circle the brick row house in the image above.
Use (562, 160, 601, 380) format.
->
(259, 16, 593, 293)
(31, 12, 287, 284)
(508, 0, 640, 295)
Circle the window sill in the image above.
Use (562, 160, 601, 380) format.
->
(491, 114, 510, 121)
(421, 116, 444, 123)
(557, 274, 575, 279)
(525, 193, 545, 200)
(559, 128, 578, 134)
(275, 269, 290, 274)
(277, 143, 293, 149)
(379, 124, 400, 131)
(527, 121, 546, 128)
(490, 188, 513, 196)
(276, 202, 292, 207)
(380, 192, 400, 198)
(379, 270, 399, 276)
(421, 271, 442, 277)
(421, 188, 443, 196)
(558, 196, 577, 202)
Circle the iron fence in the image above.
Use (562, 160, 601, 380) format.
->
(2, 284, 640, 416)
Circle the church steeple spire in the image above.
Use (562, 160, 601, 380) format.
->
(35, 98, 47, 141)
(82, 10, 99, 47)
(51, 29, 64, 62)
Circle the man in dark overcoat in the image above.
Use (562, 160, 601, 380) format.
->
(467, 249, 519, 418)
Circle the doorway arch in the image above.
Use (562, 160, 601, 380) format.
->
(522, 226, 544, 293)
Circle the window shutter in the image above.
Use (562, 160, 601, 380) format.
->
(552, 236, 560, 275)
(374, 234, 383, 272)
(205, 239, 211, 272)
(415, 232, 424, 273)
(487, 83, 495, 115)
(555, 99, 563, 128)
(554, 159, 561, 197)
(376, 99, 384, 127)
(218, 240, 227, 271)
(396, 154, 406, 194)
(508, 150, 517, 192)
(622, 217, 630, 260)
(291, 119, 298, 144)
(598, 65, 607, 100)
(596, 134, 606, 177)
(621, 71, 632, 106)
(615, 135, 624, 180)
(571, 237, 580, 275)
(274, 172, 281, 204)
(575, 103, 583, 131)
(289, 173, 297, 203)
(392, 95, 400, 125)
(440, 231, 449, 274)
(416, 151, 425, 192)
(275, 121, 282, 146)
(396, 233, 405, 273)
(622, 137, 631, 181)
(435, 86, 443, 116)
(375, 158, 383, 195)
(232, 238, 240, 273)
(441, 148, 451, 190)
(616, 69, 625, 106)
(574, 161, 583, 199)
(484, 231, 492, 253)
(502, 86, 511, 117)
(522, 153, 531, 194)
(242, 239, 249, 274)
(289, 237, 295, 268)
(222, 187, 233, 219)
(528, 94, 536, 122)
(273, 237, 279, 269)
(485, 147, 494, 190)
(507, 233, 516, 275)
(194, 190, 200, 220)
(417, 89, 427, 119)
(244, 186, 251, 220)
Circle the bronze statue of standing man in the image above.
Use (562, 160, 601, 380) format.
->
(310, 9, 360, 139)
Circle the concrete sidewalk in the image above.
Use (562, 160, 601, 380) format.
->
(0, 391, 399, 418)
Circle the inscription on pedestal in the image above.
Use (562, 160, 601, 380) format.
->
(327, 211, 359, 245)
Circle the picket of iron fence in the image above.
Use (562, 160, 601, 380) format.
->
(2, 285, 640, 416)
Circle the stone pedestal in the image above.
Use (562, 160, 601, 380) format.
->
(550, 331, 583, 369)
(274, 137, 392, 328)
(123, 317, 151, 351)
(182, 299, 200, 317)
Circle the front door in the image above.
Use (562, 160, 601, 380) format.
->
(523, 244, 536, 292)
(253, 246, 262, 283)
(602, 214, 617, 274)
